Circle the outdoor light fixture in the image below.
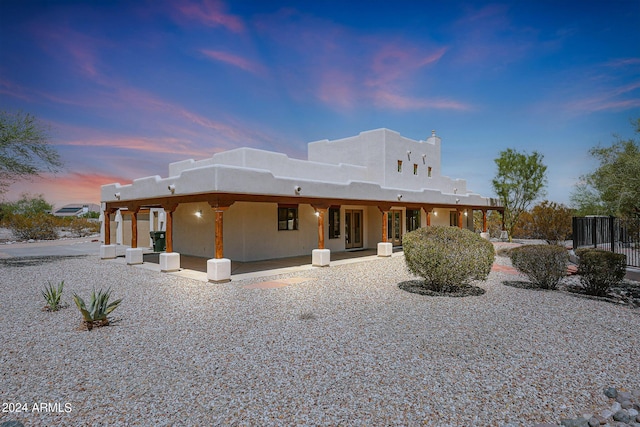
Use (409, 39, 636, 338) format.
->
(456, 198, 460, 204)
(422, 154, 426, 164)
(314, 211, 320, 217)
(453, 187, 457, 194)
(397, 194, 403, 200)
(407, 150, 411, 160)
(464, 211, 468, 216)
(195, 210, 202, 218)
(168, 184, 176, 194)
(114, 192, 121, 200)
(434, 211, 438, 216)
(294, 185, 301, 194)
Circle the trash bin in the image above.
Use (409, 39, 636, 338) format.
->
(150, 231, 166, 252)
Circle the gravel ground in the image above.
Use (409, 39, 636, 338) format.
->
(1, 253, 638, 426)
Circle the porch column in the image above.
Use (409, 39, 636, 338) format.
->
(126, 206, 143, 265)
(377, 206, 392, 257)
(160, 204, 180, 272)
(423, 207, 432, 227)
(480, 209, 490, 240)
(100, 208, 116, 259)
(207, 201, 234, 283)
(311, 205, 330, 267)
(499, 210, 508, 241)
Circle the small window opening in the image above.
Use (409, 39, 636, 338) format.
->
(397, 160, 403, 172)
(428, 166, 432, 177)
(413, 164, 418, 175)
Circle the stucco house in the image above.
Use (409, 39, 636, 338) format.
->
(100, 128, 503, 282)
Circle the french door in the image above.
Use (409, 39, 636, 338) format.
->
(345, 209, 363, 249)
(388, 210, 403, 246)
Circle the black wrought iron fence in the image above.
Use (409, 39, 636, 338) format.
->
(572, 216, 640, 267)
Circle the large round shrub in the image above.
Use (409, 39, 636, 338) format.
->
(403, 226, 495, 292)
(577, 249, 626, 296)
(510, 244, 568, 289)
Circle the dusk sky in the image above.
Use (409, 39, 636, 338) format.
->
(1, 0, 639, 209)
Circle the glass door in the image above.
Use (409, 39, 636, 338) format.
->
(345, 209, 364, 249)
(387, 210, 403, 246)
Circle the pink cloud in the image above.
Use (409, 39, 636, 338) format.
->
(200, 49, 264, 74)
(372, 90, 471, 111)
(173, 0, 244, 33)
(566, 81, 640, 113)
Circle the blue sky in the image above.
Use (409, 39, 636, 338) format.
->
(1, 0, 639, 208)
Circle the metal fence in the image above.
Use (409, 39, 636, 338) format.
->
(572, 216, 640, 267)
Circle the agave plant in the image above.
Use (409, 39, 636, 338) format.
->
(42, 280, 64, 311)
(72, 288, 122, 330)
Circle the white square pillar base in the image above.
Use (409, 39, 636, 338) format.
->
(480, 232, 490, 240)
(100, 244, 116, 259)
(160, 252, 180, 272)
(125, 248, 144, 265)
(377, 242, 393, 257)
(208, 258, 231, 283)
(312, 249, 330, 267)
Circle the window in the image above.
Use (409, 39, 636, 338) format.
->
(397, 160, 403, 172)
(406, 209, 421, 232)
(413, 164, 418, 175)
(278, 205, 298, 230)
(329, 207, 340, 239)
(428, 166, 432, 177)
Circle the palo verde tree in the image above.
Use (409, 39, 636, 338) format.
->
(0, 111, 63, 195)
(492, 148, 547, 241)
(571, 118, 640, 218)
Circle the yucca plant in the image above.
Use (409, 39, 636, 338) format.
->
(73, 288, 122, 330)
(42, 280, 64, 311)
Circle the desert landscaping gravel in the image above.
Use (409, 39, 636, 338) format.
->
(1, 253, 638, 426)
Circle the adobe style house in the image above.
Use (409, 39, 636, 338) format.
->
(100, 129, 503, 281)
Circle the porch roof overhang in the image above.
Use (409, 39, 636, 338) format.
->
(103, 191, 504, 213)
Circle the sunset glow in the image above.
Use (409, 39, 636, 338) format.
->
(1, 1, 638, 209)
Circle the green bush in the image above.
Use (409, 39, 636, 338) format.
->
(67, 217, 100, 237)
(577, 250, 626, 296)
(403, 226, 495, 292)
(510, 245, 568, 289)
(6, 212, 59, 240)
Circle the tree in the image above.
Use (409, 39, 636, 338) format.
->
(528, 200, 573, 245)
(1, 194, 58, 240)
(571, 118, 640, 218)
(492, 148, 547, 242)
(0, 111, 63, 194)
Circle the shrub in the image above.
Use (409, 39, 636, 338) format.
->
(510, 244, 568, 289)
(67, 217, 100, 237)
(577, 250, 626, 296)
(73, 288, 122, 331)
(403, 226, 495, 292)
(6, 212, 59, 240)
(42, 280, 64, 311)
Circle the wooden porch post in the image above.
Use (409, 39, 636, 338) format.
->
(104, 209, 111, 245)
(130, 207, 140, 248)
(457, 209, 463, 229)
(164, 205, 177, 253)
(482, 209, 488, 233)
(382, 211, 388, 242)
(316, 208, 326, 250)
(214, 208, 226, 259)
(424, 207, 432, 227)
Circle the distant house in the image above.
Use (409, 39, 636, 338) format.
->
(53, 203, 101, 217)
(100, 129, 503, 281)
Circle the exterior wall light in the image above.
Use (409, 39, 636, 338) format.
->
(434, 211, 438, 216)
(422, 154, 426, 164)
(453, 188, 457, 194)
(314, 211, 320, 217)
(294, 185, 301, 194)
(168, 184, 176, 194)
(195, 210, 202, 218)
(456, 198, 460, 204)
(114, 192, 121, 200)
(397, 194, 403, 200)
(407, 150, 411, 160)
